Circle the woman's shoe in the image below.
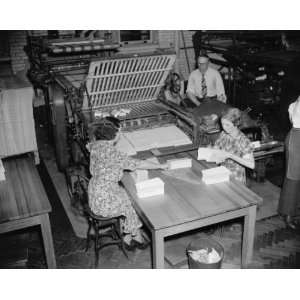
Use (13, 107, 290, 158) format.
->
(132, 239, 150, 250)
(123, 240, 136, 251)
(284, 215, 297, 230)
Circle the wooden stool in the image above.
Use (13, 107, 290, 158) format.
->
(69, 173, 129, 267)
(84, 206, 128, 268)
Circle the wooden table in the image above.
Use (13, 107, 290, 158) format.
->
(122, 150, 262, 268)
(0, 76, 39, 164)
(0, 155, 56, 268)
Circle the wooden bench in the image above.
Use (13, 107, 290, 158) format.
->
(0, 155, 56, 268)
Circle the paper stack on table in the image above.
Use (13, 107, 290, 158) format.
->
(167, 158, 192, 170)
(123, 125, 192, 152)
(197, 147, 225, 162)
(135, 177, 164, 198)
(202, 166, 231, 184)
(0, 158, 5, 181)
(131, 169, 149, 183)
(251, 141, 261, 149)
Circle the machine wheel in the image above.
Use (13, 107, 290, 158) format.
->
(50, 84, 70, 171)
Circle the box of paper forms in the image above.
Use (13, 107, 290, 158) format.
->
(202, 166, 231, 184)
(136, 177, 164, 198)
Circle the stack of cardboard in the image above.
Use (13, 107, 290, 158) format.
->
(135, 177, 164, 198)
(202, 166, 231, 184)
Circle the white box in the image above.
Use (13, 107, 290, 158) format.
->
(167, 158, 192, 170)
(136, 177, 165, 198)
(202, 166, 231, 184)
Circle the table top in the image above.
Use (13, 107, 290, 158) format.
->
(122, 153, 262, 231)
(0, 156, 51, 224)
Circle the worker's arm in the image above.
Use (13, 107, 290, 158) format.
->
(227, 152, 255, 169)
(215, 71, 227, 103)
(186, 73, 201, 106)
(187, 91, 201, 106)
(136, 160, 168, 170)
(211, 145, 255, 169)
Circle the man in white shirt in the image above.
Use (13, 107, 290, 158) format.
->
(186, 50, 227, 107)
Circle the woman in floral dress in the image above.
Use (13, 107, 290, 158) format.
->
(212, 108, 255, 184)
(87, 117, 168, 250)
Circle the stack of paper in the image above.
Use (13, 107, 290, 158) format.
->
(197, 147, 225, 162)
(251, 141, 261, 149)
(202, 166, 231, 184)
(0, 159, 5, 181)
(135, 177, 164, 198)
(123, 125, 192, 152)
(167, 158, 192, 170)
(131, 169, 149, 183)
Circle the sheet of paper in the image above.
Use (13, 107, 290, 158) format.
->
(162, 168, 201, 185)
(167, 158, 192, 170)
(197, 147, 226, 162)
(116, 134, 137, 156)
(123, 125, 192, 152)
(145, 157, 160, 164)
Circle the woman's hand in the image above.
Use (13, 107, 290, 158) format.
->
(159, 163, 169, 170)
(210, 150, 231, 164)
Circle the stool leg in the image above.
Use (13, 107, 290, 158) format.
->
(94, 222, 100, 268)
(117, 219, 128, 259)
(85, 219, 92, 252)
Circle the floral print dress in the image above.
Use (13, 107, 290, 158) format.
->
(214, 131, 254, 184)
(87, 140, 142, 235)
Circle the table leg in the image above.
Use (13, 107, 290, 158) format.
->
(242, 205, 257, 268)
(40, 213, 57, 268)
(152, 230, 164, 269)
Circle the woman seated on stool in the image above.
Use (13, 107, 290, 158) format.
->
(278, 96, 300, 230)
(87, 116, 168, 250)
(211, 107, 255, 184)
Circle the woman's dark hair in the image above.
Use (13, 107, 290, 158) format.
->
(221, 107, 242, 128)
(92, 116, 121, 141)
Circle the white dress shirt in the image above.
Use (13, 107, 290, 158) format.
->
(288, 98, 300, 128)
(187, 67, 226, 103)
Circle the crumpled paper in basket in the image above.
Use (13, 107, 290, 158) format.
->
(188, 248, 221, 264)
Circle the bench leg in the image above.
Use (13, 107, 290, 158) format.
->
(40, 214, 56, 268)
(242, 205, 257, 268)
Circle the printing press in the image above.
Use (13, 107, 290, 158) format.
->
(25, 36, 201, 202)
(25, 35, 283, 205)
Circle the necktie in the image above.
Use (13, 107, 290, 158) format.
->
(201, 75, 207, 98)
